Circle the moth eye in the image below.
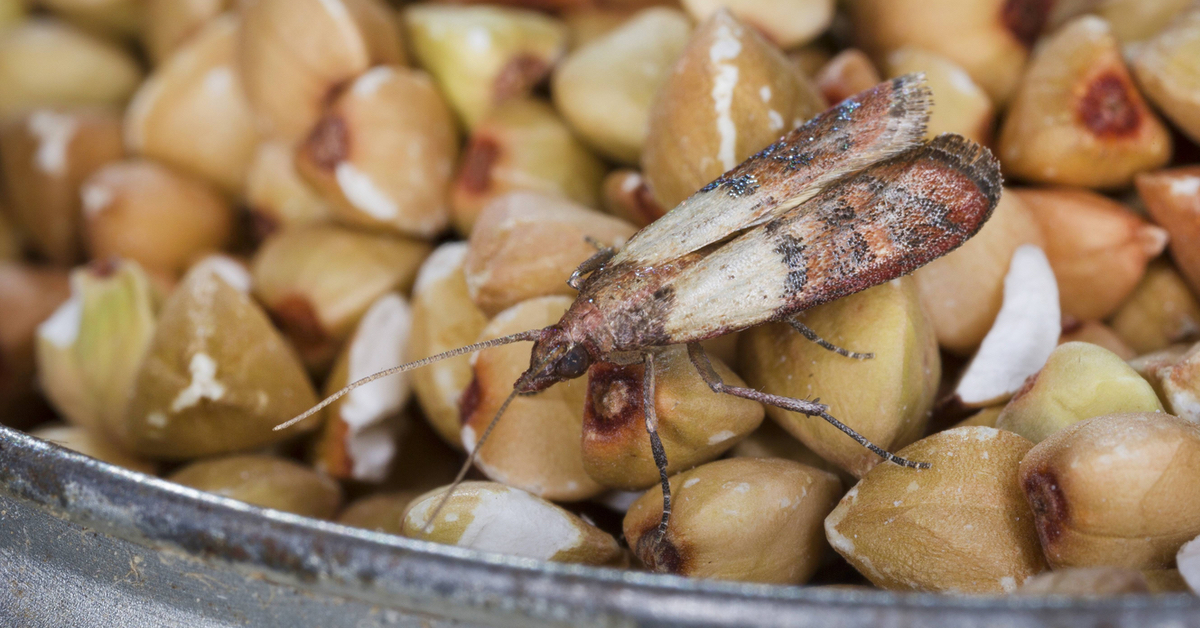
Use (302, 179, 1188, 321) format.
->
(556, 345, 590, 379)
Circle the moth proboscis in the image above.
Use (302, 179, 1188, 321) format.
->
(276, 73, 1002, 570)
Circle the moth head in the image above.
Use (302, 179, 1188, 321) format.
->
(516, 327, 592, 393)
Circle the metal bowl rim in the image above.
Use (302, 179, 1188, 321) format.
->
(3, 424, 1198, 623)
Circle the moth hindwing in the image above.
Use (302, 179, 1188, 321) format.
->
(612, 73, 934, 269)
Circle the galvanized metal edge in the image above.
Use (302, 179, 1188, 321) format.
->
(2, 424, 1199, 628)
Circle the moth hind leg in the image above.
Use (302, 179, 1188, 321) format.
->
(685, 343, 928, 470)
(787, 318, 874, 360)
(635, 349, 679, 572)
(567, 243, 616, 289)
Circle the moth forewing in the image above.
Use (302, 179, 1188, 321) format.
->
(573, 133, 1001, 350)
(613, 74, 933, 269)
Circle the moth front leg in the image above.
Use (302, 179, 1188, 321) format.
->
(636, 349, 677, 569)
(787, 319, 873, 360)
(567, 244, 615, 290)
(685, 343, 928, 469)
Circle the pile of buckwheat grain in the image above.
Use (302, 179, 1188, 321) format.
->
(3, 0, 1200, 596)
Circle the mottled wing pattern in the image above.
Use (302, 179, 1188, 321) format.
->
(611, 74, 932, 269)
(650, 134, 1001, 346)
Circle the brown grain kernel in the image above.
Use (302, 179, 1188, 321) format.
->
(0, 21, 143, 117)
(997, 16, 1171, 188)
(170, 455, 342, 518)
(308, 291, 412, 482)
(0, 263, 71, 428)
(238, 0, 404, 142)
(82, 160, 235, 277)
(552, 8, 691, 165)
(1019, 413, 1200, 569)
(629, 458, 839, 583)
(464, 192, 635, 316)
(826, 427, 1045, 592)
(407, 242, 485, 449)
(632, 184, 661, 218)
(1137, 168, 1200, 296)
(740, 278, 936, 477)
(995, 342, 1162, 443)
(462, 296, 602, 500)
(581, 345, 761, 490)
(143, 0, 230, 64)
(642, 9, 825, 208)
(295, 67, 458, 239)
(244, 140, 332, 236)
(0, 108, 124, 265)
(125, 14, 258, 194)
(815, 49, 881, 106)
(681, 0, 833, 50)
(404, 4, 567, 128)
(848, 0, 1036, 104)
(123, 264, 320, 459)
(1013, 187, 1165, 320)
(1098, 0, 1193, 43)
(451, 100, 605, 235)
(1078, 73, 1141, 137)
(1132, 6, 1200, 144)
(34, 260, 157, 438)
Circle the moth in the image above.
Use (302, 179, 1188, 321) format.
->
(279, 74, 1002, 566)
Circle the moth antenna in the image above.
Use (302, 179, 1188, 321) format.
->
(272, 329, 542, 432)
(421, 386, 522, 534)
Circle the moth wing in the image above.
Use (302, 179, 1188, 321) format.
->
(656, 134, 1002, 343)
(611, 74, 932, 269)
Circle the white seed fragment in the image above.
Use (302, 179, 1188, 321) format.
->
(28, 110, 79, 176)
(709, 21, 742, 171)
(955, 245, 1061, 406)
(335, 162, 399, 220)
(38, 293, 83, 348)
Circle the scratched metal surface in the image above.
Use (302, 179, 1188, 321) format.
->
(2, 425, 1199, 628)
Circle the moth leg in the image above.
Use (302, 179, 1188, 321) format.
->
(787, 319, 874, 360)
(685, 343, 928, 470)
(641, 349, 674, 546)
(567, 245, 615, 289)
